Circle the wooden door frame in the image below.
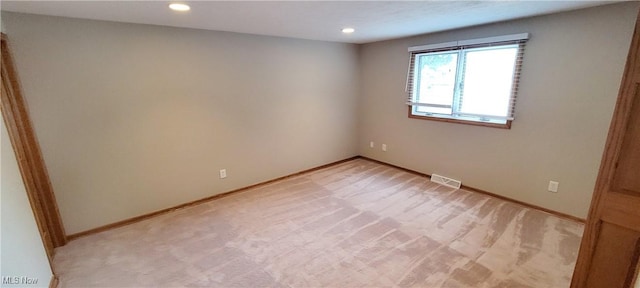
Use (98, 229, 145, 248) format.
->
(571, 9, 640, 288)
(1, 33, 67, 263)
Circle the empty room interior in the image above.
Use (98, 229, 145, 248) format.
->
(2, 1, 640, 287)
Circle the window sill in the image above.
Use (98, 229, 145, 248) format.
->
(408, 107, 512, 129)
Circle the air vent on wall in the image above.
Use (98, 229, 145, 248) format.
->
(430, 174, 462, 189)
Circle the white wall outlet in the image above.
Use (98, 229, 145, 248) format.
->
(370, 141, 374, 148)
(219, 169, 227, 179)
(382, 144, 387, 152)
(548, 181, 559, 193)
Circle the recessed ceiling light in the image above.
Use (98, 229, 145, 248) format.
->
(342, 28, 355, 34)
(169, 3, 190, 12)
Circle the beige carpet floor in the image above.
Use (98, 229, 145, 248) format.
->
(54, 158, 584, 287)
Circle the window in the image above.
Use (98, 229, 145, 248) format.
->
(406, 33, 528, 128)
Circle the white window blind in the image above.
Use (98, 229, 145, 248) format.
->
(406, 33, 529, 123)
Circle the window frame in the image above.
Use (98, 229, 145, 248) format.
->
(407, 107, 513, 129)
(406, 33, 528, 129)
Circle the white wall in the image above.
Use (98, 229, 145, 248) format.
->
(1, 117, 53, 287)
(1, 12, 360, 234)
(358, 2, 639, 219)
(1, 2, 637, 236)
(2, 11, 52, 287)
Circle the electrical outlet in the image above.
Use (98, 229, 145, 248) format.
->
(219, 169, 227, 179)
(548, 181, 559, 193)
(370, 141, 374, 148)
(382, 144, 387, 152)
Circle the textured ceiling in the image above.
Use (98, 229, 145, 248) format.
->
(1, 1, 618, 44)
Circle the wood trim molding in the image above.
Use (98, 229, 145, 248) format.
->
(570, 9, 640, 288)
(1, 33, 67, 257)
(49, 275, 59, 288)
(68, 155, 585, 241)
(462, 184, 585, 223)
(359, 156, 585, 223)
(408, 106, 513, 129)
(67, 156, 360, 240)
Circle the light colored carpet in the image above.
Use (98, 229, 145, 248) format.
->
(54, 158, 584, 287)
